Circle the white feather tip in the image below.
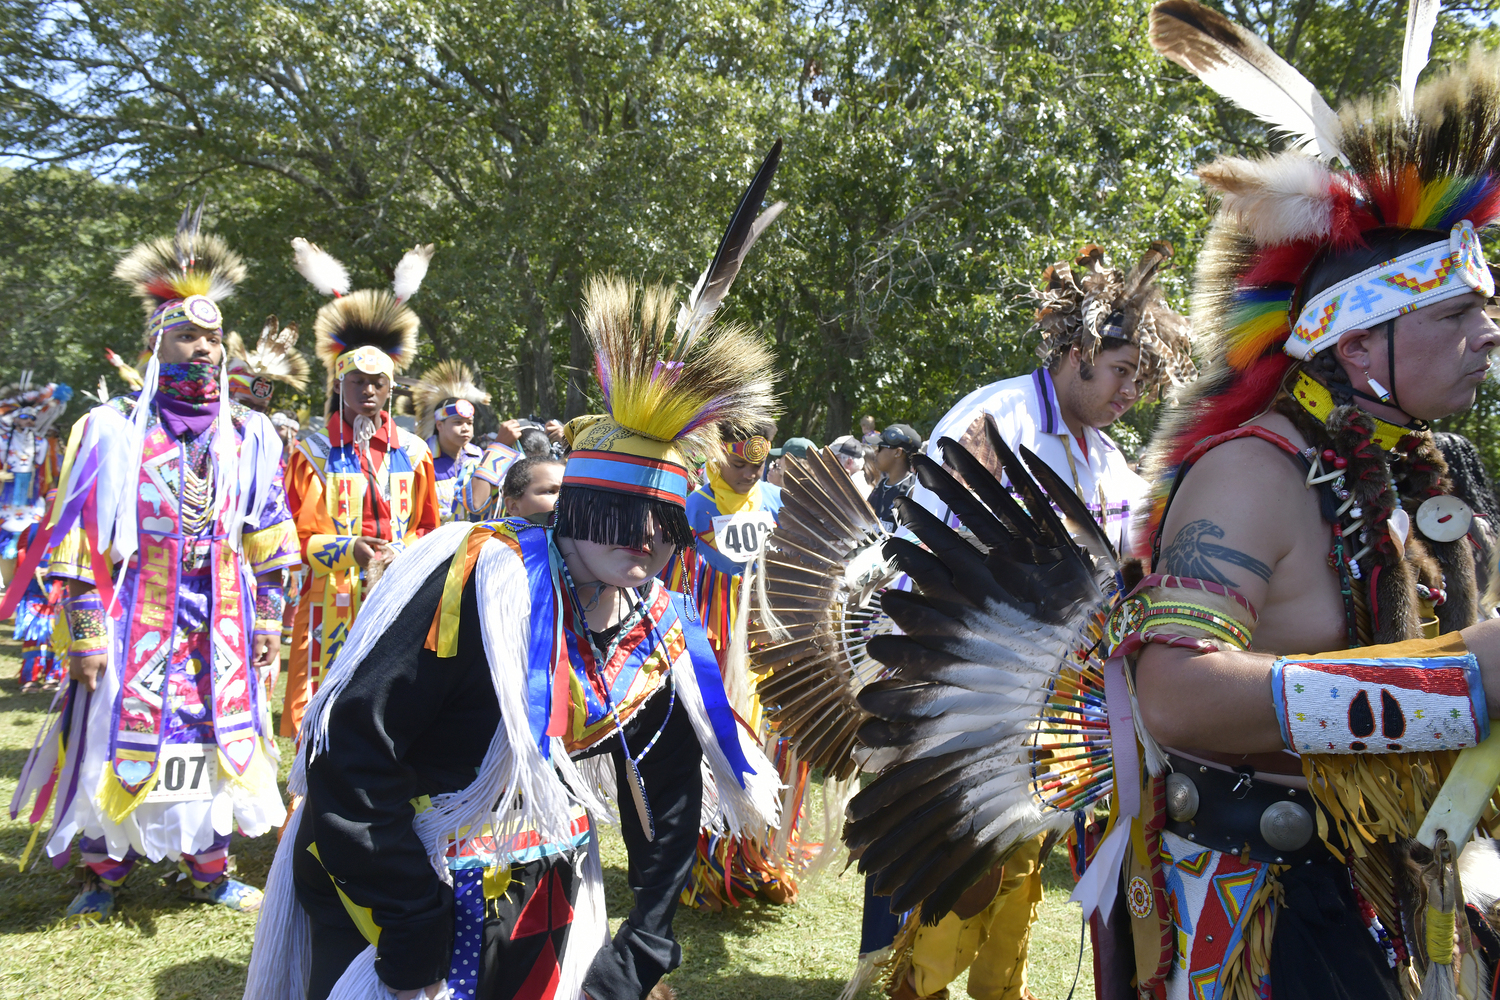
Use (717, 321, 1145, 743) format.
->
(392, 244, 435, 303)
(290, 237, 350, 297)
(1197, 154, 1337, 245)
(1401, 0, 1441, 115)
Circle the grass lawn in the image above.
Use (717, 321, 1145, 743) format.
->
(0, 638, 1094, 1000)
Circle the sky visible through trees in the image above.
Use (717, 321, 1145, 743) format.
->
(1, 0, 1498, 457)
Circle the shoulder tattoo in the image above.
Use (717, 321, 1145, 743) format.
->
(1160, 518, 1272, 588)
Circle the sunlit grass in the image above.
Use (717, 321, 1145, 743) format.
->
(0, 639, 1092, 1000)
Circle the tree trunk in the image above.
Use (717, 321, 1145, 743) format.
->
(512, 248, 555, 418)
(563, 265, 591, 418)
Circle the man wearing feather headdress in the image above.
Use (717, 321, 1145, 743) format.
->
(278, 239, 443, 739)
(244, 143, 787, 1000)
(411, 359, 490, 523)
(910, 243, 1195, 559)
(884, 244, 1193, 1000)
(225, 315, 310, 415)
(1091, 5, 1500, 996)
(2, 208, 301, 922)
(827, 20, 1500, 992)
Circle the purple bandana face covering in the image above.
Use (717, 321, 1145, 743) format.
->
(153, 362, 220, 439)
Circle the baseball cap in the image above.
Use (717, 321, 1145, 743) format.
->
(770, 436, 816, 459)
(831, 436, 864, 460)
(879, 423, 922, 453)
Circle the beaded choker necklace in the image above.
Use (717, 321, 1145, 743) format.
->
(1290, 372, 1415, 451)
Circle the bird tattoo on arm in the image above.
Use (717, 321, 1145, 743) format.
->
(1160, 519, 1272, 588)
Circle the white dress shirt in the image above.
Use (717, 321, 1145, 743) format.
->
(908, 367, 1146, 552)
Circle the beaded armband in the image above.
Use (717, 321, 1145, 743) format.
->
(1106, 574, 1258, 655)
(63, 591, 108, 657)
(255, 583, 286, 636)
(1271, 634, 1488, 754)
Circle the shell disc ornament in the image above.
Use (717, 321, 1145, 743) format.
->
(1415, 495, 1473, 543)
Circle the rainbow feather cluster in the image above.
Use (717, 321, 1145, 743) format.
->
(1135, 40, 1500, 553)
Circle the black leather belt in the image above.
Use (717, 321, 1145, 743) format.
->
(1162, 753, 1328, 866)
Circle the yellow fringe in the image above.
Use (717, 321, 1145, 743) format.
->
(1218, 865, 1285, 1000)
(1302, 751, 1496, 862)
(880, 908, 923, 997)
(242, 519, 299, 573)
(96, 762, 159, 825)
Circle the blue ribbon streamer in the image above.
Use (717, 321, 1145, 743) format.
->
(668, 592, 754, 788)
(514, 522, 557, 761)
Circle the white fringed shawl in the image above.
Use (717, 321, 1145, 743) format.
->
(244, 523, 780, 999)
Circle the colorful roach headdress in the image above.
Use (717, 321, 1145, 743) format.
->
(111, 203, 245, 506)
(1033, 241, 1196, 396)
(412, 359, 490, 439)
(556, 141, 785, 549)
(1138, 0, 1500, 547)
(291, 238, 432, 390)
(225, 315, 309, 411)
(114, 201, 246, 352)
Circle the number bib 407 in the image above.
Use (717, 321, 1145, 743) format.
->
(143, 744, 219, 803)
(711, 511, 777, 563)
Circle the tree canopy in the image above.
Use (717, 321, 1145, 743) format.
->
(2, 0, 1498, 455)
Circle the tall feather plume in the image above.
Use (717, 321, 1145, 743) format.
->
(587, 274, 778, 457)
(392, 244, 435, 303)
(311, 291, 421, 379)
(295, 239, 430, 386)
(1402, 0, 1442, 117)
(675, 140, 786, 353)
(291, 237, 351, 297)
(1149, 0, 1344, 160)
(413, 360, 491, 438)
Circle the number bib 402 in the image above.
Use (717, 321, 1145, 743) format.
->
(143, 744, 219, 803)
(711, 511, 777, 564)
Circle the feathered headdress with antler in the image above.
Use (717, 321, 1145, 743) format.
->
(1033, 242, 1196, 395)
(113, 201, 246, 347)
(226, 315, 310, 410)
(1137, 0, 1500, 546)
(412, 359, 491, 439)
(557, 141, 785, 549)
(292, 238, 432, 388)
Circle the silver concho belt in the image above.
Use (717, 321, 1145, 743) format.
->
(1162, 753, 1326, 866)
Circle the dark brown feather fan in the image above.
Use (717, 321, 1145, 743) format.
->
(748, 447, 899, 781)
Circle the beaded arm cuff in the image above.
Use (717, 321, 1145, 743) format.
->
(254, 582, 285, 636)
(1271, 633, 1488, 754)
(63, 591, 107, 657)
(1107, 574, 1259, 655)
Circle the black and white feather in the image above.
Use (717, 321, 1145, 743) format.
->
(845, 415, 1120, 921)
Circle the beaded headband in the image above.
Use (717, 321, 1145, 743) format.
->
(435, 399, 475, 422)
(1288, 221, 1493, 359)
